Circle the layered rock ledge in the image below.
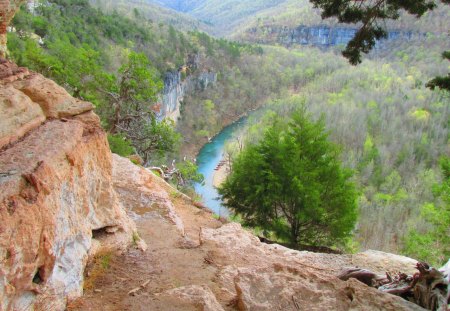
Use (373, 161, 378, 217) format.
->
(0, 59, 138, 310)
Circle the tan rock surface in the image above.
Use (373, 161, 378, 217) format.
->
(0, 118, 135, 310)
(162, 285, 225, 311)
(0, 85, 45, 149)
(0, 60, 95, 150)
(70, 180, 426, 311)
(0, 59, 136, 310)
(0, 58, 29, 82)
(234, 268, 423, 311)
(112, 154, 185, 234)
(12, 73, 94, 118)
(352, 250, 418, 275)
(200, 223, 424, 311)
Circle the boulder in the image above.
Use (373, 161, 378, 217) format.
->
(0, 60, 95, 150)
(200, 223, 425, 311)
(352, 250, 418, 275)
(0, 85, 45, 149)
(112, 154, 185, 234)
(162, 285, 225, 311)
(0, 60, 136, 310)
(0, 118, 135, 310)
(12, 73, 94, 118)
(234, 267, 424, 311)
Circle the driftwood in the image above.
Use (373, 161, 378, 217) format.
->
(337, 268, 389, 287)
(148, 165, 185, 186)
(338, 262, 449, 310)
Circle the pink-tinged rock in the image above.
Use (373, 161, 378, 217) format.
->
(0, 58, 29, 82)
(12, 73, 93, 118)
(200, 223, 425, 311)
(234, 267, 424, 311)
(0, 85, 45, 149)
(352, 250, 418, 275)
(0, 119, 134, 310)
(163, 285, 225, 311)
(112, 154, 185, 234)
(0, 1, 27, 57)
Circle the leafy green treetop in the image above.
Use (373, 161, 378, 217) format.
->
(103, 51, 180, 163)
(219, 109, 358, 249)
(404, 157, 450, 266)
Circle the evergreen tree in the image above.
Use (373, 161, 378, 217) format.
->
(219, 109, 358, 248)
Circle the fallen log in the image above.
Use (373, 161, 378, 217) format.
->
(148, 166, 186, 186)
(337, 268, 388, 287)
(338, 262, 449, 311)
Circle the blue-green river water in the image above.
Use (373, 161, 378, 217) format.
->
(194, 118, 247, 216)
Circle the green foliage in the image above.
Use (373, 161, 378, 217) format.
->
(117, 51, 162, 104)
(8, 0, 263, 166)
(99, 51, 180, 163)
(107, 134, 134, 157)
(176, 160, 204, 187)
(256, 41, 449, 252)
(219, 109, 358, 248)
(152, 0, 286, 36)
(132, 231, 140, 246)
(99, 252, 112, 270)
(411, 108, 431, 121)
(403, 157, 450, 266)
(308, 0, 449, 93)
(179, 46, 343, 150)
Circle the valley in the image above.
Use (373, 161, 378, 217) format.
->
(8, 0, 449, 260)
(1, 0, 449, 309)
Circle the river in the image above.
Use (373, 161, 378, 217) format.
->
(194, 118, 247, 216)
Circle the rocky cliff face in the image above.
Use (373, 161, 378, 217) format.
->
(0, 59, 139, 310)
(245, 25, 423, 49)
(0, 0, 26, 57)
(158, 66, 217, 122)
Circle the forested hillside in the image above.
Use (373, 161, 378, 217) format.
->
(222, 36, 449, 260)
(89, 0, 212, 32)
(144, 0, 289, 36)
(7, 0, 324, 178)
(7, 0, 264, 166)
(231, 0, 450, 46)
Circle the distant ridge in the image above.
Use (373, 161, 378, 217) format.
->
(89, 0, 212, 32)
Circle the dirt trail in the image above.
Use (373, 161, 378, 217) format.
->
(69, 191, 226, 311)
